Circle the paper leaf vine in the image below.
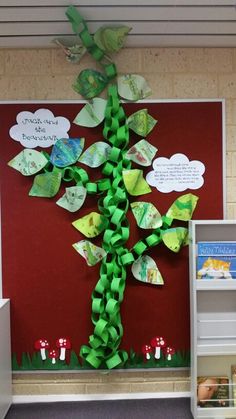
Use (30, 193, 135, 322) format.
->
(8, 5, 199, 370)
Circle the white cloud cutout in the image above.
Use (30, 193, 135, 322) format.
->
(146, 153, 205, 193)
(9, 108, 71, 148)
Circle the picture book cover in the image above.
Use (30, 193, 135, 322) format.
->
(231, 365, 236, 406)
(197, 376, 229, 407)
(197, 241, 236, 279)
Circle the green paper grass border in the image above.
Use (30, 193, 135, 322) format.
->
(12, 349, 190, 371)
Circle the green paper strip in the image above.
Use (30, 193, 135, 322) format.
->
(145, 232, 162, 247)
(102, 162, 115, 176)
(97, 178, 111, 192)
(120, 252, 134, 266)
(132, 240, 147, 256)
(86, 182, 97, 194)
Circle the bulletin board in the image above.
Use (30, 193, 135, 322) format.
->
(0, 99, 225, 368)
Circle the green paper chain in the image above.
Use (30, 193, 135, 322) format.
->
(64, 5, 199, 369)
(66, 6, 117, 83)
(80, 84, 133, 369)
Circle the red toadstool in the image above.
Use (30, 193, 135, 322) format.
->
(142, 344, 152, 360)
(34, 338, 49, 360)
(48, 349, 59, 364)
(150, 336, 166, 359)
(56, 337, 71, 360)
(165, 346, 175, 361)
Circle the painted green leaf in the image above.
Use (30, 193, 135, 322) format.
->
(94, 26, 131, 53)
(72, 212, 108, 238)
(73, 69, 108, 99)
(79, 142, 111, 168)
(131, 255, 164, 285)
(53, 38, 86, 63)
(8, 149, 48, 176)
(161, 227, 189, 253)
(56, 185, 87, 212)
(29, 169, 62, 198)
(131, 201, 162, 229)
(72, 240, 107, 266)
(117, 75, 152, 101)
(122, 169, 151, 196)
(73, 98, 107, 128)
(50, 138, 84, 168)
(126, 139, 157, 166)
(127, 109, 157, 137)
(166, 193, 199, 221)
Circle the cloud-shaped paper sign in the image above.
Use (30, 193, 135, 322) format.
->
(9, 108, 71, 148)
(146, 153, 205, 193)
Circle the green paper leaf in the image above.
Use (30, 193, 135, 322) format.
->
(50, 138, 84, 168)
(29, 169, 62, 198)
(72, 240, 107, 266)
(8, 149, 48, 176)
(72, 211, 108, 238)
(73, 69, 108, 99)
(73, 98, 107, 128)
(53, 38, 86, 63)
(131, 255, 164, 285)
(127, 109, 157, 137)
(56, 185, 87, 212)
(131, 201, 162, 229)
(79, 142, 111, 168)
(94, 26, 131, 53)
(122, 169, 151, 196)
(166, 193, 199, 221)
(161, 227, 189, 253)
(117, 75, 152, 101)
(126, 139, 157, 166)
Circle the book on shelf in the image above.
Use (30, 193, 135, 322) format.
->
(231, 365, 236, 407)
(197, 376, 229, 408)
(197, 241, 236, 280)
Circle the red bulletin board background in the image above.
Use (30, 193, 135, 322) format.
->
(0, 100, 224, 364)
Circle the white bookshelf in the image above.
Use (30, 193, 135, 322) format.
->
(0, 299, 12, 419)
(189, 220, 236, 419)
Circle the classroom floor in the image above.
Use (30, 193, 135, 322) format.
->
(5, 398, 193, 419)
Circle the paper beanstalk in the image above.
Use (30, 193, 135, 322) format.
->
(9, 5, 199, 370)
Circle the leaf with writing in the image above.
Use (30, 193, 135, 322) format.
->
(126, 139, 157, 166)
(56, 185, 87, 212)
(72, 240, 107, 266)
(8, 149, 48, 176)
(94, 26, 131, 53)
(50, 138, 85, 168)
